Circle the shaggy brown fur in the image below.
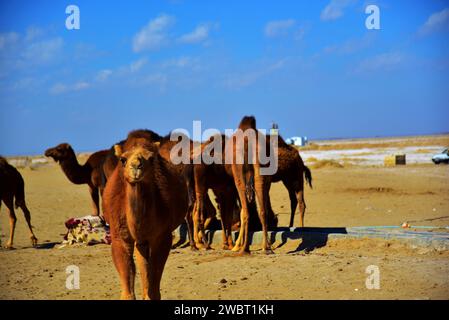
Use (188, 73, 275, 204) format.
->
(45, 143, 108, 216)
(0, 157, 37, 248)
(102, 135, 187, 300)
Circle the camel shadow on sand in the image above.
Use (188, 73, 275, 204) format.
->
(269, 227, 348, 254)
(174, 223, 348, 254)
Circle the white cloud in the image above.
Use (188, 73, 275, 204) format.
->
(25, 26, 44, 42)
(21, 37, 63, 65)
(129, 57, 148, 72)
(418, 8, 449, 36)
(132, 14, 175, 52)
(178, 24, 210, 44)
(264, 19, 296, 38)
(95, 69, 113, 82)
(132, 73, 168, 92)
(224, 59, 286, 89)
(324, 33, 375, 55)
(321, 0, 354, 21)
(161, 56, 194, 68)
(354, 52, 403, 73)
(50, 81, 90, 95)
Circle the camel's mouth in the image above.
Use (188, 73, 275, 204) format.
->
(44, 150, 59, 162)
(126, 176, 144, 185)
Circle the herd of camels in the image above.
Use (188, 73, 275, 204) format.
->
(0, 116, 312, 300)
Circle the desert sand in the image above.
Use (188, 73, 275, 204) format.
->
(0, 135, 448, 300)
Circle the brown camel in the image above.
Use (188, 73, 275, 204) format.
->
(157, 133, 223, 250)
(268, 135, 312, 228)
(224, 116, 273, 254)
(102, 133, 188, 300)
(192, 134, 241, 250)
(0, 157, 38, 248)
(45, 143, 108, 216)
(157, 133, 198, 250)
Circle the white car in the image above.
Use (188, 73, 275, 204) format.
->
(432, 149, 449, 164)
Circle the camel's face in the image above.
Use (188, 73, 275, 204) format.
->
(44, 143, 72, 162)
(117, 146, 154, 184)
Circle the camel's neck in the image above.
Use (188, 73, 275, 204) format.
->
(125, 180, 155, 239)
(59, 153, 88, 185)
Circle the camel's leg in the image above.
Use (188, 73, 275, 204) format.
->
(148, 233, 172, 300)
(88, 184, 100, 216)
(254, 172, 273, 254)
(185, 210, 198, 250)
(282, 180, 298, 228)
(215, 192, 228, 249)
(0, 200, 1, 247)
(111, 240, 136, 300)
(297, 189, 306, 228)
(220, 193, 235, 250)
(231, 168, 250, 254)
(17, 202, 38, 246)
(4, 199, 17, 249)
(135, 242, 151, 300)
(193, 192, 209, 249)
(217, 196, 231, 250)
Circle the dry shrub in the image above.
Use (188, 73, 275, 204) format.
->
(415, 149, 433, 154)
(310, 159, 344, 169)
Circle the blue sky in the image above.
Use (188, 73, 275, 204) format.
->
(0, 0, 448, 155)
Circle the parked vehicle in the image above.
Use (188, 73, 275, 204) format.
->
(432, 148, 449, 164)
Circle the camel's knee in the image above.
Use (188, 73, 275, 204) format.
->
(9, 214, 17, 224)
(298, 199, 306, 213)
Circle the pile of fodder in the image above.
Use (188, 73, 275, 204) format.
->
(309, 159, 344, 169)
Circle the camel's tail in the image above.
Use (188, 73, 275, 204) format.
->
(304, 166, 313, 189)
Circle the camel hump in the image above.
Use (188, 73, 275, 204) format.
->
(238, 116, 256, 131)
(0, 156, 8, 167)
(127, 129, 163, 142)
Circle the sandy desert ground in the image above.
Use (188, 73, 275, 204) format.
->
(0, 135, 448, 300)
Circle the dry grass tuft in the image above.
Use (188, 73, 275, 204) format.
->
(310, 159, 344, 169)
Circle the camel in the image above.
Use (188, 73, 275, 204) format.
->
(228, 135, 312, 230)
(224, 116, 273, 254)
(102, 133, 188, 300)
(45, 143, 108, 216)
(102, 129, 216, 251)
(157, 133, 224, 250)
(192, 134, 241, 250)
(268, 135, 312, 228)
(0, 157, 38, 248)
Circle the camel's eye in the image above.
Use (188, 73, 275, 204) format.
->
(120, 157, 127, 166)
(137, 163, 143, 170)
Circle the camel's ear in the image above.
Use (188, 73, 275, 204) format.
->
(140, 149, 153, 161)
(114, 144, 123, 157)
